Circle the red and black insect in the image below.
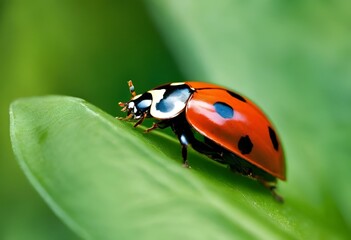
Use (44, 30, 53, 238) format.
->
(118, 81, 286, 202)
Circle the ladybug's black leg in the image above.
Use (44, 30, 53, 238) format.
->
(133, 112, 147, 128)
(177, 131, 223, 167)
(171, 112, 223, 166)
(178, 133, 191, 167)
(181, 144, 189, 168)
(188, 138, 224, 162)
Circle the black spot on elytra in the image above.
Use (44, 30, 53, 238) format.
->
(238, 135, 253, 154)
(227, 90, 246, 102)
(268, 126, 279, 151)
(214, 102, 234, 118)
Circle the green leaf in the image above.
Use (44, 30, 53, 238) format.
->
(10, 96, 349, 239)
(145, 1, 351, 238)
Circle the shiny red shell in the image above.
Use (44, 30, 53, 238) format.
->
(184, 82, 286, 180)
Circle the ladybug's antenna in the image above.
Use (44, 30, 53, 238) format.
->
(118, 80, 136, 112)
(128, 80, 136, 97)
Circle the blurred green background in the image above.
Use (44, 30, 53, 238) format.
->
(2, 0, 351, 239)
(1, 1, 183, 239)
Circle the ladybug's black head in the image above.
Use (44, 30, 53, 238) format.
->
(120, 93, 152, 119)
(118, 80, 152, 120)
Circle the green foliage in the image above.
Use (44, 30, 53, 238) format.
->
(4, 0, 351, 239)
(147, 0, 351, 237)
(10, 96, 350, 239)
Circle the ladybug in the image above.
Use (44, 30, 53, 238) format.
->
(118, 81, 286, 202)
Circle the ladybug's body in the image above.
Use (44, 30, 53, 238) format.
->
(119, 81, 286, 201)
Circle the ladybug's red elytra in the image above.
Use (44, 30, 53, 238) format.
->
(118, 81, 286, 202)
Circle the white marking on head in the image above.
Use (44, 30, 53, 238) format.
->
(148, 89, 166, 105)
(170, 82, 185, 86)
(131, 94, 142, 100)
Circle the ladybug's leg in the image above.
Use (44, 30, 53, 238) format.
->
(179, 133, 190, 168)
(133, 112, 147, 128)
(181, 145, 189, 168)
(257, 178, 284, 203)
(189, 138, 223, 162)
(144, 123, 159, 133)
(227, 155, 284, 202)
(144, 120, 170, 133)
(178, 132, 223, 167)
(171, 112, 222, 167)
(117, 113, 133, 121)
